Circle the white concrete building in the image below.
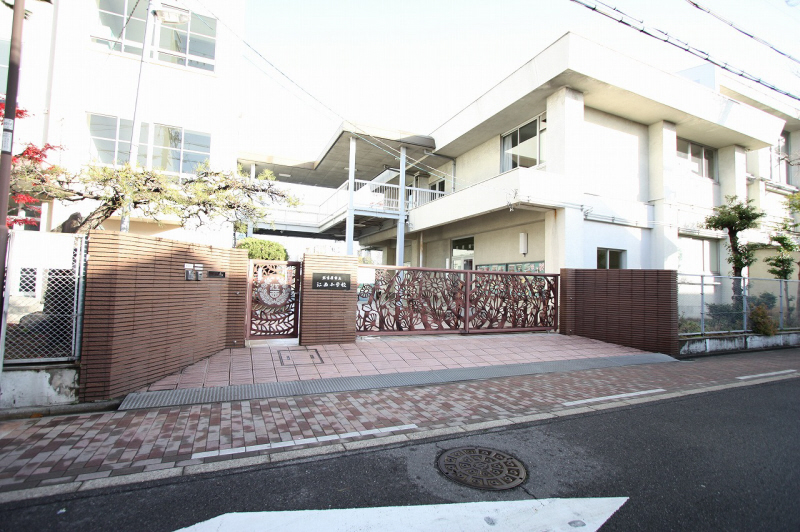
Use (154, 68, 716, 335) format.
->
(250, 33, 799, 277)
(2, 0, 245, 247)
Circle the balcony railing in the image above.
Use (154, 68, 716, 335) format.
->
(266, 179, 446, 230)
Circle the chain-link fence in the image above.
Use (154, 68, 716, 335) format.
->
(1, 232, 87, 363)
(678, 274, 799, 336)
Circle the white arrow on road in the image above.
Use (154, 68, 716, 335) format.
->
(177, 497, 628, 532)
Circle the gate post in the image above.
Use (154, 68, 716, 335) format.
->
(299, 254, 359, 346)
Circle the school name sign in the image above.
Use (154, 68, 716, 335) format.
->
(311, 273, 351, 290)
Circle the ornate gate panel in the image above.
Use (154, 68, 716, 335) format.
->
(356, 266, 558, 335)
(246, 261, 302, 339)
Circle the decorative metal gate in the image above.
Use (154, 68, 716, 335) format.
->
(356, 266, 558, 335)
(246, 260, 302, 339)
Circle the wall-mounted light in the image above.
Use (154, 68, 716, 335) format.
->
(519, 232, 528, 256)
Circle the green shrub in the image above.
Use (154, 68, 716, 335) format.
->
(236, 238, 288, 260)
(750, 292, 777, 310)
(750, 304, 778, 336)
(678, 314, 702, 334)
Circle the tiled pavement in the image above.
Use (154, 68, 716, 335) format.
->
(0, 347, 797, 503)
(143, 333, 646, 391)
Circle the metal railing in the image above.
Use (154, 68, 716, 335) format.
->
(270, 180, 446, 229)
(1, 232, 87, 363)
(678, 274, 800, 336)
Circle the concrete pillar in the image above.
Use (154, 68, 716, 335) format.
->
(545, 87, 585, 183)
(718, 145, 747, 200)
(397, 146, 406, 266)
(346, 137, 356, 255)
(544, 206, 584, 272)
(648, 121, 681, 270)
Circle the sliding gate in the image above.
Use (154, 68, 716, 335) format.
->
(356, 266, 558, 335)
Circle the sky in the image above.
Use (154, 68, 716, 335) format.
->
(236, 0, 800, 162)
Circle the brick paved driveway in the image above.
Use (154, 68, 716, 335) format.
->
(144, 333, 646, 391)
(0, 348, 797, 501)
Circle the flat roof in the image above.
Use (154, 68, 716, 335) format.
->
(430, 33, 787, 157)
(238, 123, 450, 189)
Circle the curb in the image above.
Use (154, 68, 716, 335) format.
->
(0, 400, 123, 421)
(0, 372, 796, 505)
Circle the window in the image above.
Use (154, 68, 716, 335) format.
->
(429, 180, 445, 192)
(93, 0, 147, 55)
(597, 248, 625, 269)
(771, 131, 792, 185)
(152, 124, 211, 175)
(677, 237, 719, 274)
(93, 1, 217, 72)
(676, 138, 716, 180)
(451, 237, 474, 270)
(157, 7, 217, 71)
(89, 114, 210, 175)
(501, 113, 547, 172)
(88, 113, 148, 166)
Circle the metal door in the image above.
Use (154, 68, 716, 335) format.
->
(246, 260, 302, 339)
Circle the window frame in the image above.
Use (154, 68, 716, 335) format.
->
(771, 131, 792, 186)
(596, 248, 626, 270)
(501, 112, 547, 173)
(87, 113, 148, 167)
(91, 2, 217, 72)
(676, 137, 717, 181)
(677, 237, 720, 275)
(88, 113, 211, 177)
(151, 123, 212, 176)
(155, 5, 217, 72)
(92, 0, 148, 55)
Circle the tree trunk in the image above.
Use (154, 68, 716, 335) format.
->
(75, 204, 119, 234)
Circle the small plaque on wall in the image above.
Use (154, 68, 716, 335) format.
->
(207, 271, 226, 279)
(312, 273, 351, 290)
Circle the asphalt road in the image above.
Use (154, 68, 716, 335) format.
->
(1, 379, 798, 531)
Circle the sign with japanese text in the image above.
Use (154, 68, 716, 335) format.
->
(312, 273, 351, 290)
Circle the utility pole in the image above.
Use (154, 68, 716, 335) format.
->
(0, 0, 27, 396)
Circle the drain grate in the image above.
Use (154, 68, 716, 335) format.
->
(436, 447, 527, 490)
(279, 349, 323, 366)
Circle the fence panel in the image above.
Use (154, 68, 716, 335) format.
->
(678, 274, 799, 335)
(356, 266, 558, 335)
(1, 232, 87, 363)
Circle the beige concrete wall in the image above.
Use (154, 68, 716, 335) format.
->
(583, 107, 649, 201)
(453, 137, 501, 189)
(419, 210, 547, 269)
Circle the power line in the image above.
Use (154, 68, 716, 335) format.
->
(569, 0, 800, 101)
(684, 0, 800, 65)
(190, 0, 457, 185)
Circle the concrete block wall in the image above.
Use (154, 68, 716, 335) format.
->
(80, 231, 248, 401)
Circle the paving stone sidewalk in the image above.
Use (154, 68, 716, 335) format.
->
(0, 348, 797, 502)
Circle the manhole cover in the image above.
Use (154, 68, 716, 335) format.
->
(436, 447, 527, 490)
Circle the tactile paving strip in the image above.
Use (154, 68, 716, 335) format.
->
(118, 353, 677, 410)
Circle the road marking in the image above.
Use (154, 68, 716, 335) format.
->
(736, 369, 796, 380)
(190, 424, 418, 459)
(563, 389, 666, 406)
(177, 497, 629, 532)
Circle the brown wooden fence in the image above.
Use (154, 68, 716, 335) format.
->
(80, 231, 248, 401)
(560, 268, 678, 356)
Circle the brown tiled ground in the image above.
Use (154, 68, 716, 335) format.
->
(0, 348, 797, 494)
(143, 333, 646, 391)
